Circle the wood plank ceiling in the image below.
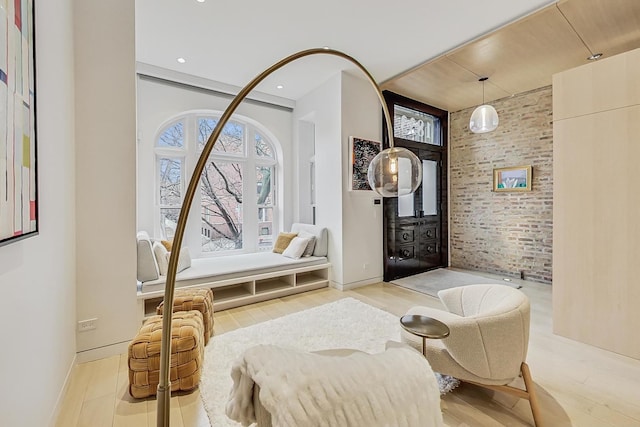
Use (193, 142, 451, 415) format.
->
(381, 0, 640, 112)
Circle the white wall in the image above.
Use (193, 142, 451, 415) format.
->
(74, 0, 138, 355)
(294, 74, 344, 284)
(340, 72, 384, 286)
(294, 72, 383, 288)
(136, 76, 294, 248)
(0, 0, 77, 425)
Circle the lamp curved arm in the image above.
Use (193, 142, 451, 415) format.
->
(157, 47, 395, 426)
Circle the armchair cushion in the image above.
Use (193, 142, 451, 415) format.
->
(402, 284, 530, 384)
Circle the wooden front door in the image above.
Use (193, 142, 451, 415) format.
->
(382, 92, 448, 282)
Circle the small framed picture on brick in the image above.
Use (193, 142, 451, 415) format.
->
(493, 165, 532, 192)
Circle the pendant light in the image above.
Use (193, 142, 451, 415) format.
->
(469, 76, 499, 134)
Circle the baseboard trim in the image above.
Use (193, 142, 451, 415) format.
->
(48, 353, 77, 427)
(330, 276, 382, 291)
(76, 340, 130, 364)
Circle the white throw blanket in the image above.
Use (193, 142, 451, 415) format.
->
(226, 344, 444, 427)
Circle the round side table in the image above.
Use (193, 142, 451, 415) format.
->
(400, 314, 450, 356)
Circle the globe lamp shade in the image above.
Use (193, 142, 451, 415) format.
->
(367, 147, 422, 197)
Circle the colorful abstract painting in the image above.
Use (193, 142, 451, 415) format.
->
(0, 0, 37, 246)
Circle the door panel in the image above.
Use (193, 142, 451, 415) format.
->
(384, 149, 445, 281)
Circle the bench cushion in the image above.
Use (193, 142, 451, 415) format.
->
(139, 252, 328, 294)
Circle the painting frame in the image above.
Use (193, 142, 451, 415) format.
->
(493, 165, 532, 192)
(349, 136, 381, 191)
(0, 0, 39, 247)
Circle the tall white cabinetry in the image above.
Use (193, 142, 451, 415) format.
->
(552, 48, 640, 359)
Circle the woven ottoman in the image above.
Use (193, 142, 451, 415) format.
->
(157, 288, 214, 345)
(128, 310, 204, 399)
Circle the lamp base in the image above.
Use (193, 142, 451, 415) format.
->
(157, 382, 171, 427)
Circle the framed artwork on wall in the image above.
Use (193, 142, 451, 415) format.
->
(0, 0, 38, 247)
(349, 136, 381, 191)
(493, 165, 532, 192)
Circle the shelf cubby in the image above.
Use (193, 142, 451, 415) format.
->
(213, 281, 253, 302)
(255, 275, 294, 294)
(296, 269, 328, 286)
(143, 296, 164, 317)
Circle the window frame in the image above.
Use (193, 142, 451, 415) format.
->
(154, 112, 279, 257)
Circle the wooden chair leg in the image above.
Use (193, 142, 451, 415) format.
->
(466, 363, 543, 427)
(521, 362, 543, 427)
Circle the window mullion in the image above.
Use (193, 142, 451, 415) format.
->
(244, 126, 258, 252)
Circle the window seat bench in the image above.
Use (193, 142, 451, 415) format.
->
(136, 224, 330, 321)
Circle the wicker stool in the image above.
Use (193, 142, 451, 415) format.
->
(157, 288, 214, 345)
(128, 310, 204, 399)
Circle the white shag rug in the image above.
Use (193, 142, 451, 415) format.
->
(199, 297, 459, 426)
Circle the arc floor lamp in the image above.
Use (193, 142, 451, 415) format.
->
(156, 47, 422, 426)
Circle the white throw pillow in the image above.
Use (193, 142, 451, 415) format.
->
(152, 241, 169, 275)
(297, 230, 317, 257)
(282, 237, 311, 259)
(137, 231, 159, 282)
(167, 246, 192, 273)
(290, 223, 328, 256)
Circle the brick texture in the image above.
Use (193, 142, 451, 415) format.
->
(449, 86, 552, 283)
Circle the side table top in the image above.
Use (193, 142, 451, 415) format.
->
(400, 314, 450, 339)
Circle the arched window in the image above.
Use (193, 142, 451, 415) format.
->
(155, 113, 278, 256)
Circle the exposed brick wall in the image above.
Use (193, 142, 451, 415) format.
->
(449, 86, 553, 283)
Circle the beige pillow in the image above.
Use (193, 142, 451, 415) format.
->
(272, 232, 298, 254)
(161, 240, 173, 252)
(297, 230, 317, 257)
(282, 237, 311, 259)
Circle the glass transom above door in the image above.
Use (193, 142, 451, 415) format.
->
(393, 105, 441, 146)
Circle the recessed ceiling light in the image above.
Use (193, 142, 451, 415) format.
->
(196, 0, 205, 3)
(177, 57, 186, 64)
(587, 53, 603, 60)
(276, 85, 284, 89)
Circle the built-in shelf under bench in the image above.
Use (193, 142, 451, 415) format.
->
(137, 253, 330, 320)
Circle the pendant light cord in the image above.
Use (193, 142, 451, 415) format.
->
(479, 76, 488, 105)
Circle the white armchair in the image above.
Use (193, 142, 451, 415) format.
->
(401, 284, 542, 427)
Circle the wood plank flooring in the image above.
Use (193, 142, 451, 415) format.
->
(55, 277, 640, 426)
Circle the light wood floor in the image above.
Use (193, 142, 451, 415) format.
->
(55, 276, 640, 427)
